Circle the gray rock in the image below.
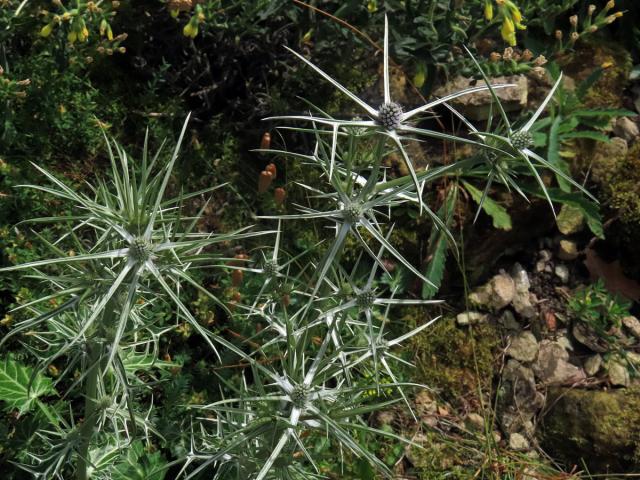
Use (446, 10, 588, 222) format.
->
(509, 432, 530, 451)
(433, 75, 528, 121)
(507, 331, 539, 362)
(533, 340, 586, 384)
(466, 413, 485, 430)
(513, 291, 536, 319)
(456, 311, 487, 326)
(613, 116, 639, 143)
(607, 360, 630, 387)
(554, 264, 570, 284)
(511, 263, 531, 292)
(499, 360, 545, 434)
(622, 315, 640, 339)
(558, 239, 579, 261)
(584, 354, 603, 376)
(556, 204, 584, 235)
(499, 309, 521, 331)
(538, 250, 553, 262)
(468, 273, 516, 311)
(573, 322, 609, 353)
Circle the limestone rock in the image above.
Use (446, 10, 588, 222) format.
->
(465, 413, 485, 430)
(623, 315, 640, 339)
(456, 311, 487, 326)
(556, 204, 585, 235)
(542, 387, 640, 473)
(507, 331, 539, 363)
(533, 340, 586, 384)
(613, 116, 639, 143)
(499, 309, 520, 331)
(468, 273, 515, 311)
(554, 264, 570, 284)
(584, 354, 603, 376)
(558, 239, 579, 261)
(573, 322, 609, 353)
(433, 75, 528, 121)
(499, 360, 544, 434)
(607, 360, 630, 387)
(509, 432, 530, 451)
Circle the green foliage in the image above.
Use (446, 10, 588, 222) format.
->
(568, 279, 631, 342)
(0, 356, 54, 415)
(463, 180, 512, 231)
(111, 441, 168, 480)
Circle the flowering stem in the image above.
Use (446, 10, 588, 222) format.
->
(76, 299, 118, 480)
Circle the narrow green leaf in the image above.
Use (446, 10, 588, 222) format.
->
(463, 182, 512, 231)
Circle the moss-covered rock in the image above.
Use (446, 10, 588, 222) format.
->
(408, 314, 499, 406)
(541, 387, 640, 473)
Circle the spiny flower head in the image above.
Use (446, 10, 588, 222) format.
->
(356, 289, 376, 310)
(377, 102, 403, 131)
(262, 259, 278, 278)
(510, 130, 534, 150)
(342, 201, 363, 224)
(290, 384, 311, 408)
(129, 236, 153, 263)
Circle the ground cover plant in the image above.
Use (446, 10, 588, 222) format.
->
(1, 1, 639, 479)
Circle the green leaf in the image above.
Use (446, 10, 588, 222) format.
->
(526, 187, 604, 239)
(463, 181, 512, 231)
(560, 131, 610, 142)
(112, 440, 168, 480)
(572, 108, 636, 118)
(0, 356, 54, 415)
(422, 188, 458, 299)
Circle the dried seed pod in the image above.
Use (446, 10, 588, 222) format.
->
(265, 162, 277, 180)
(274, 187, 286, 205)
(260, 132, 271, 150)
(258, 170, 273, 193)
(231, 269, 243, 287)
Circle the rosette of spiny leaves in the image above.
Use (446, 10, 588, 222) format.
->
(0, 116, 268, 479)
(186, 300, 431, 479)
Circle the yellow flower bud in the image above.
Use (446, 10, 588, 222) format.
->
(183, 20, 198, 38)
(100, 19, 107, 36)
(501, 17, 516, 46)
(40, 23, 54, 37)
(484, 1, 493, 21)
(68, 30, 77, 43)
(107, 24, 113, 41)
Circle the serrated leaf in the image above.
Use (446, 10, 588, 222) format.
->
(463, 181, 512, 231)
(0, 356, 54, 415)
(422, 188, 457, 299)
(112, 440, 168, 480)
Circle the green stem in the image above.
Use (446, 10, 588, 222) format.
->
(76, 302, 117, 480)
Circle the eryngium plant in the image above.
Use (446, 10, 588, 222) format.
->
(0, 16, 596, 480)
(182, 15, 594, 480)
(0, 116, 267, 479)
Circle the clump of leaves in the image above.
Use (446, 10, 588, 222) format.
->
(568, 279, 631, 342)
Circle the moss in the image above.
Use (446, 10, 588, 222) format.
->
(561, 41, 632, 109)
(590, 141, 640, 279)
(408, 312, 499, 405)
(541, 387, 640, 473)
